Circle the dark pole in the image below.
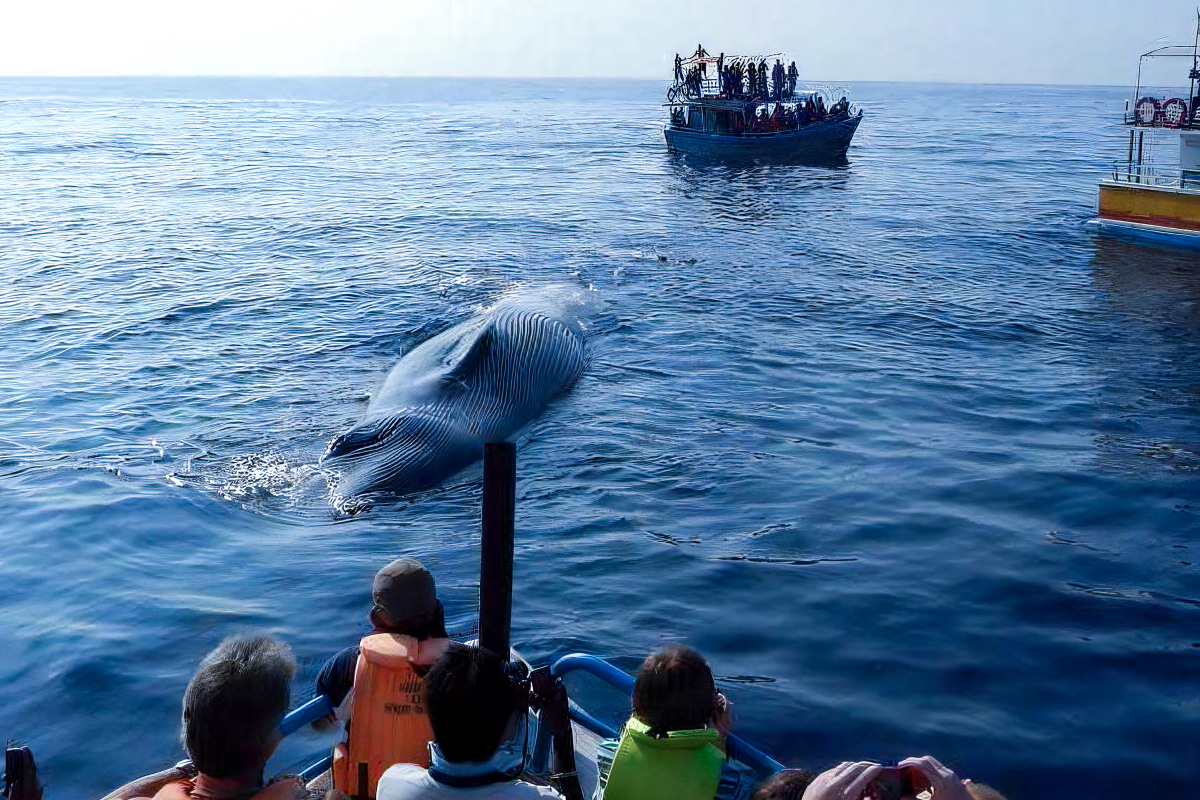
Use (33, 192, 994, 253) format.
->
(479, 441, 515, 658)
(1137, 130, 1144, 183)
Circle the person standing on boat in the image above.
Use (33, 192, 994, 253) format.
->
(675, 53, 683, 83)
(593, 645, 756, 800)
(786, 61, 798, 98)
(758, 60, 768, 97)
(746, 62, 758, 99)
(772, 60, 784, 101)
(375, 644, 563, 799)
(132, 636, 307, 800)
(314, 557, 452, 799)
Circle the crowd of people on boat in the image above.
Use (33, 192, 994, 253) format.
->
(90, 557, 1012, 800)
(673, 46, 802, 102)
(669, 94, 852, 135)
(670, 45, 855, 136)
(746, 96, 852, 133)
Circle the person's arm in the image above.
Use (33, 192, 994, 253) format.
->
(312, 646, 359, 730)
(801, 761, 885, 800)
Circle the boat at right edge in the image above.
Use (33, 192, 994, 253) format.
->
(1093, 13, 1200, 247)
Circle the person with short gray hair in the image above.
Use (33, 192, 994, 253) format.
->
(133, 635, 306, 800)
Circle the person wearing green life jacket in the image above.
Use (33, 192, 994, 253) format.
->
(593, 645, 757, 800)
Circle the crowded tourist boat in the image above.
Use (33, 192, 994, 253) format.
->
(1092, 14, 1200, 247)
(5, 445, 1007, 800)
(664, 45, 864, 160)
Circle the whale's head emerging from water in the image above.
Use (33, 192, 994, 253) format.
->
(321, 287, 589, 501)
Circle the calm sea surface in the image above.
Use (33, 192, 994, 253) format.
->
(0, 78, 1197, 799)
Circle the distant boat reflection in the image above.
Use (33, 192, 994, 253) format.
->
(1088, 236, 1200, 474)
(664, 149, 853, 225)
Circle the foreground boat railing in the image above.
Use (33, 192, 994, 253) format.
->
(545, 652, 786, 776)
(278, 695, 335, 780)
(1109, 163, 1200, 191)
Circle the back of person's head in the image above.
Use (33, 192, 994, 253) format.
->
(424, 643, 525, 763)
(753, 769, 816, 800)
(370, 557, 447, 640)
(182, 635, 296, 778)
(631, 644, 717, 734)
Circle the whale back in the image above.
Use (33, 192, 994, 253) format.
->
(324, 293, 587, 498)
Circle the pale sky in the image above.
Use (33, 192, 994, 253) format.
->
(1, 0, 1196, 85)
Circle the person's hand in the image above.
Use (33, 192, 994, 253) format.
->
(714, 691, 735, 736)
(897, 756, 973, 800)
(801, 761, 885, 800)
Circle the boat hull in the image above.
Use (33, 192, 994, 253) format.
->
(1094, 180, 1200, 248)
(664, 112, 862, 161)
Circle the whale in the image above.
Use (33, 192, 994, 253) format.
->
(322, 289, 588, 500)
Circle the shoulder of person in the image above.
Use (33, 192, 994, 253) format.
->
(258, 777, 308, 800)
(375, 763, 434, 799)
(485, 781, 565, 799)
(316, 645, 361, 703)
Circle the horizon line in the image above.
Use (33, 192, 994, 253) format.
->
(0, 74, 1140, 90)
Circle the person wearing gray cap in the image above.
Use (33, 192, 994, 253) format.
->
(314, 557, 452, 799)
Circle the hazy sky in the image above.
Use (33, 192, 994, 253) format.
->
(1, 0, 1196, 85)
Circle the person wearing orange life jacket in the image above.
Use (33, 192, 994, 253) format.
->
(593, 645, 757, 800)
(132, 635, 308, 800)
(313, 557, 452, 799)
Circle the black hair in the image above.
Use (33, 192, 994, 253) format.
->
(182, 635, 296, 778)
(424, 643, 524, 763)
(754, 769, 817, 800)
(631, 644, 718, 735)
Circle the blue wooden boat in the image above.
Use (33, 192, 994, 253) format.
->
(665, 109, 863, 161)
(665, 47, 863, 161)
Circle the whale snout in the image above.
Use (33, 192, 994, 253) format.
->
(321, 416, 401, 464)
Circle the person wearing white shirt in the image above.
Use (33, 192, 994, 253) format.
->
(376, 643, 562, 800)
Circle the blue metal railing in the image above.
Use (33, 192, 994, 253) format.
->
(548, 653, 786, 776)
(278, 654, 788, 783)
(278, 694, 334, 781)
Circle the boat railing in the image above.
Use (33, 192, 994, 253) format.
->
(1109, 162, 1200, 190)
(278, 694, 335, 780)
(667, 79, 852, 108)
(276, 652, 789, 784)
(544, 652, 787, 777)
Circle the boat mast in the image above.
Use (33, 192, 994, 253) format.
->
(1191, 9, 1200, 123)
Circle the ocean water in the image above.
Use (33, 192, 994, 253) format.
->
(0, 77, 1197, 799)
